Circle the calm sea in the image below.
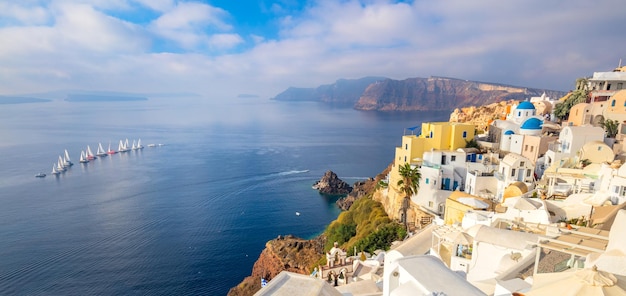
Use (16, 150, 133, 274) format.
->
(0, 97, 449, 295)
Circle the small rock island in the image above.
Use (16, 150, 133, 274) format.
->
(312, 170, 353, 195)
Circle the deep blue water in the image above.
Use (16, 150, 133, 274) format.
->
(0, 97, 450, 295)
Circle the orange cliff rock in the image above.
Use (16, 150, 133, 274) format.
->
(227, 235, 326, 296)
(449, 100, 519, 131)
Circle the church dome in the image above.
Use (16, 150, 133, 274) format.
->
(516, 101, 535, 110)
(520, 117, 543, 130)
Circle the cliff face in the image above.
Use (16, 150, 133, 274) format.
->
(227, 235, 326, 296)
(272, 76, 565, 111)
(449, 100, 518, 131)
(354, 76, 566, 111)
(271, 76, 387, 105)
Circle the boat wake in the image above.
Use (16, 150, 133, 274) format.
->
(276, 170, 309, 176)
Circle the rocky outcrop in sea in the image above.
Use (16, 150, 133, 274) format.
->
(312, 170, 353, 195)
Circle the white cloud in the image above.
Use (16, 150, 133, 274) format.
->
(209, 34, 244, 50)
(149, 1, 233, 49)
(132, 0, 174, 12)
(0, 0, 625, 99)
(0, 2, 51, 25)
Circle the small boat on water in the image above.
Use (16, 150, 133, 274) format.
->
(57, 156, 66, 172)
(35, 172, 46, 178)
(119, 139, 130, 152)
(51, 163, 60, 175)
(107, 142, 117, 155)
(131, 140, 137, 150)
(64, 149, 73, 167)
(136, 139, 144, 149)
(147, 143, 156, 147)
(79, 150, 89, 163)
(86, 145, 96, 160)
(96, 143, 108, 157)
(296, 212, 301, 216)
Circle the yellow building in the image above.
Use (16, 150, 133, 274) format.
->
(605, 90, 626, 123)
(386, 122, 476, 224)
(443, 191, 492, 225)
(394, 122, 476, 165)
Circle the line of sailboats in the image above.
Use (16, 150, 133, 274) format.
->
(38, 139, 147, 178)
(78, 139, 144, 164)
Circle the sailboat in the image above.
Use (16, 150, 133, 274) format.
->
(119, 139, 130, 152)
(136, 138, 144, 149)
(96, 143, 108, 157)
(51, 163, 60, 175)
(57, 156, 66, 172)
(86, 145, 96, 160)
(107, 142, 117, 154)
(79, 150, 89, 163)
(131, 140, 137, 150)
(64, 149, 73, 167)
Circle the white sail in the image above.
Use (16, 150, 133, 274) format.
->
(137, 139, 144, 149)
(64, 149, 72, 163)
(96, 143, 107, 156)
(86, 145, 96, 159)
(119, 140, 124, 151)
(79, 150, 89, 163)
(131, 140, 137, 150)
(57, 156, 66, 172)
(124, 139, 129, 150)
(51, 163, 59, 175)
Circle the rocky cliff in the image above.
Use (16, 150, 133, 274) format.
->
(449, 100, 519, 131)
(271, 77, 387, 105)
(271, 75, 565, 111)
(354, 76, 565, 111)
(227, 235, 326, 296)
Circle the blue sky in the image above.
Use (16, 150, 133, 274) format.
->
(0, 0, 625, 99)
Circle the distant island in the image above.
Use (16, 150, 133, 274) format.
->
(272, 76, 567, 111)
(0, 96, 51, 104)
(65, 94, 148, 102)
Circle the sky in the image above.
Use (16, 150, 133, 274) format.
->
(0, 0, 625, 99)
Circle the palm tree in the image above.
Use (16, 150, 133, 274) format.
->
(601, 118, 619, 138)
(397, 163, 420, 227)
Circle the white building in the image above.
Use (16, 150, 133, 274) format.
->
(544, 125, 605, 169)
(495, 153, 536, 202)
(383, 255, 485, 296)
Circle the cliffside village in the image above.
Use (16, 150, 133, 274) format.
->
(253, 66, 626, 295)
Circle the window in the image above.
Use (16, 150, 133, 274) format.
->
(425, 178, 429, 184)
(619, 83, 623, 90)
(428, 201, 433, 208)
(511, 168, 516, 177)
(520, 161, 525, 167)
(405, 144, 408, 150)
(598, 146, 602, 151)
(621, 186, 626, 197)
(430, 131, 433, 138)
(462, 131, 467, 138)
(527, 170, 531, 177)
(451, 155, 456, 162)
(404, 156, 407, 162)
(612, 100, 616, 107)
(518, 111, 521, 117)
(524, 145, 528, 152)
(530, 146, 534, 152)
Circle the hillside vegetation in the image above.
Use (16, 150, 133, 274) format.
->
(324, 197, 405, 256)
